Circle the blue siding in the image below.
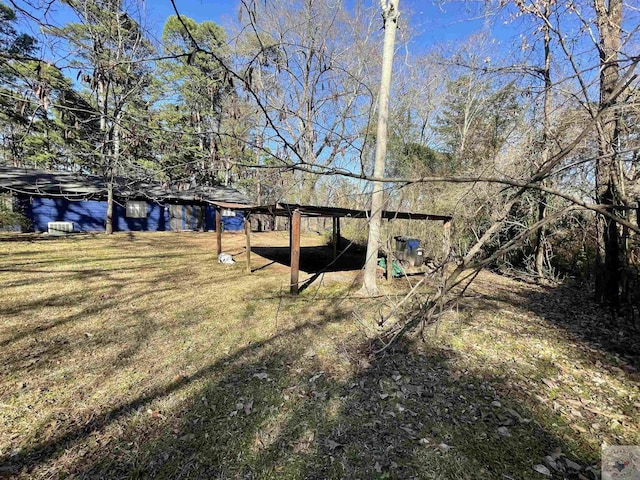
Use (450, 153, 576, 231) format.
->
(113, 202, 169, 232)
(29, 197, 107, 232)
(196, 206, 244, 231)
(222, 211, 244, 231)
(15, 194, 241, 232)
(18, 195, 169, 233)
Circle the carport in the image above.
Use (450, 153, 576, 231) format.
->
(226, 203, 452, 295)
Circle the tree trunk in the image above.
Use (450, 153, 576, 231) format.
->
(255, 131, 263, 205)
(360, 0, 400, 296)
(594, 0, 624, 307)
(534, 199, 547, 276)
(105, 169, 114, 234)
(98, 78, 115, 235)
(298, 17, 318, 209)
(534, 2, 552, 279)
(105, 107, 122, 235)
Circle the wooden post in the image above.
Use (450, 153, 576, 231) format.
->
(336, 217, 341, 251)
(289, 213, 293, 250)
(331, 217, 338, 258)
(245, 213, 252, 273)
(442, 219, 452, 260)
(290, 209, 301, 294)
(215, 207, 222, 255)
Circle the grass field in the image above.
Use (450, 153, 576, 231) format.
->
(0, 232, 638, 479)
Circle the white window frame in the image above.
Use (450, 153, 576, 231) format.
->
(126, 200, 147, 219)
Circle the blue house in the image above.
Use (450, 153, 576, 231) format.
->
(0, 166, 250, 233)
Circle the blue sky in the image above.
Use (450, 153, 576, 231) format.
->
(155, 1, 506, 39)
(143, 1, 516, 51)
(13, 0, 520, 63)
(145, 1, 524, 63)
(149, 1, 491, 36)
(144, 1, 238, 37)
(149, 1, 235, 22)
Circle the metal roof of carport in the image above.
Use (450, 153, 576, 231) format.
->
(247, 202, 452, 221)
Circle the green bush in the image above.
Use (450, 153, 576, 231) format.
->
(0, 200, 30, 231)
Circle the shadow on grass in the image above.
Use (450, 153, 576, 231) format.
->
(0, 240, 215, 351)
(523, 283, 640, 370)
(251, 245, 364, 274)
(0, 273, 175, 350)
(466, 277, 640, 371)
(0, 233, 98, 243)
(2, 331, 596, 479)
(0, 307, 346, 477)
(1, 252, 196, 271)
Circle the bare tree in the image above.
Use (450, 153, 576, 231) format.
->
(232, 0, 379, 205)
(534, 1, 553, 279)
(360, 0, 400, 296)
(510, 0, 556, 279)
(594, 0, 625, 306)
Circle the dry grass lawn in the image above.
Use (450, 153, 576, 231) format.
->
(0, 231, 638, 479)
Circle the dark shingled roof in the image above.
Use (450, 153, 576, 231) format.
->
(0, 166, 251, 205)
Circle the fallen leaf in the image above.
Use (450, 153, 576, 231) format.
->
(505, 408, 522, 421)
(533, 464, 552, 476)
(563, 459, 582, 471)
(542, 455, 558, 471)
(325, 439, 342, 451)
(358, 358, 371, 369)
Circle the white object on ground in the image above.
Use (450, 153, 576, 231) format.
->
(218, 253, 235, 264)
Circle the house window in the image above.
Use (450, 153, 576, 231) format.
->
(126, 200, 147, 218)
